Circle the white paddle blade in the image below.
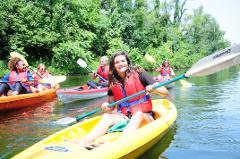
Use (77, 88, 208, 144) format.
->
(40, 76, 66, 84)
(77, 58, 87, 68)
(185, 44, 240, 77)
(145, 54, 156, 63)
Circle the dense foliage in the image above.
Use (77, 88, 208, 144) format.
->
(0, 0, 230, 76)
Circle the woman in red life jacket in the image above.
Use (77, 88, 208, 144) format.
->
(155, 60, 175, 81)
(86, 56, 109, 89)
(32, 64, 53, 91)
(77, 51, 168, 148)
(0, 57, 38, 96)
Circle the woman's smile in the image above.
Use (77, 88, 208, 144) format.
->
(114, 55, 128, 77)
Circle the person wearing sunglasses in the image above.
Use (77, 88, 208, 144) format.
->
(0, 57, 38, 96)
(32, 64, 53, 91)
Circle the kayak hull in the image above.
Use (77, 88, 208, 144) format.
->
(56, 85, 107, 103)
(12, 99, 177, 159)
(0, 89, 56, 112)
(155, 78, 175, 89)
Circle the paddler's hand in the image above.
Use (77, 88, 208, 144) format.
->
(146, 82, 169, 96)
(21, 78, 28, 82)
(101, 102, 114, 113)
(146, 84, 155, 94)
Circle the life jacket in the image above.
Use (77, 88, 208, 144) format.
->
(8, 69, 31, 91)
(33, 71, 50, 80)
(161, 66, 171, 76)
(111, 72, 152, 117)
(33, 71, 51, 88)
(97, 66, 109, 83)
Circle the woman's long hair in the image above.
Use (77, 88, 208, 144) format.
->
(108, 51, 142, 85)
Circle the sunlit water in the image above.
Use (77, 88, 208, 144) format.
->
(0, 66, 240, 159)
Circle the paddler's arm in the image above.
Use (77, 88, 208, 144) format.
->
(140, 71, 169, 96)
(146, 83, 169, 96)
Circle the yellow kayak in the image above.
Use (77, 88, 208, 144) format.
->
(12, 99, 177, 159)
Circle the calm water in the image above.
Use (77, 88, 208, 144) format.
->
(1, 66, 240, 159)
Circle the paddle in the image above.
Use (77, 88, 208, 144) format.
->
(55, 44, 240, 125)
(0, 76, 66, 84)
(39, 76, 66, 84)
(144, 54, 192, 88)
(77, 58, 108, 82)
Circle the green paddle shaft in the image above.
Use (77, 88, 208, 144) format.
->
(76, 74, 185, 121)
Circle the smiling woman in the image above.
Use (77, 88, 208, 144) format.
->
(0, 55, 38, 96)
(74, 51, 169, 148)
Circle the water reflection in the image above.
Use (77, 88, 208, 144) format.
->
(163, 66, 240, 159)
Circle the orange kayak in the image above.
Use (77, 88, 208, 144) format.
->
(0, 89, 56, 112)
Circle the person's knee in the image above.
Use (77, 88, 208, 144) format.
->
(132, 111, 144, 119)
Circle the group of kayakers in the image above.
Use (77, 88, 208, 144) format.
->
(1, 50, 175, 149)
(0, 54, 52, 97)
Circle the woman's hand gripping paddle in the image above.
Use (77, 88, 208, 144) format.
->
(55, 44, 240, 125)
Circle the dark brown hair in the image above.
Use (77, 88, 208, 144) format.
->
(108, 51, 142, 85)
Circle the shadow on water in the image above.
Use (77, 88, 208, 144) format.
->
(138, 126, 177, 159)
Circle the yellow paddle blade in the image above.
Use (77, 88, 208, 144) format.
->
(10, 52, 29, 66)
(145, 54, 156, 63)
(180, 79, 192, 88)
(39, 76, 66, 84)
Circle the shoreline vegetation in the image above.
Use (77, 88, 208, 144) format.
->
(0, 0, 230, 77)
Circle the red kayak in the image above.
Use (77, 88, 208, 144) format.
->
(0, 89, 56, 112)
(56, 85, 107, 103)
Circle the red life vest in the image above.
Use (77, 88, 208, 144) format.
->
(97, 66, 109, 83)
(8, 69, 31, 91)
(161, 67, 171, 76)
(33, 71, 51, 88)
(111, 72, 152, 116)
(33, 71, 50, 80)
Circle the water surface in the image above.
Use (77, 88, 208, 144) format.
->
(0, 67, 240, 159)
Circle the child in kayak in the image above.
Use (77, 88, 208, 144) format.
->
(32, 64, 53, 91)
